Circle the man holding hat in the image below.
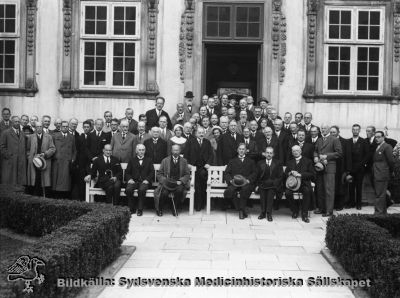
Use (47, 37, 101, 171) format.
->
(256, 146, 283, 221)
(285, 145, 315, 223)
(224, 143, 257, 219)
(26, 121, 56, 196)
(155, 144, 190, 216)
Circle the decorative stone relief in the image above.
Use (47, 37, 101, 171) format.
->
(26, 0, 37, 56)
(272, 0, 286, 83)
(307, 0, 319, 63)
(63, 0, 72, 56)
(179, 0, 195, 82)
(148, 0, 159, 59)
(394, 1, 400, 62)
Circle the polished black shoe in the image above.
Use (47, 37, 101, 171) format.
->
(314, 209, 322, 214)
(322, 212, 333, 217)
(356, 205, 362, 210)
(156, 210, 163, 217)
(291, 212, 298, 219)
(137, 209, 143, 216)
(258, 212, 266, 220)
(239, 210, 245, 220)
(267, 213, 273, 222)
(302, 216, 310, 223)
(130, 209, 136, 214)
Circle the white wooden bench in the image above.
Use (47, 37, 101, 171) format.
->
(206, 165, 312, 215)
(86, 163, 197, 215)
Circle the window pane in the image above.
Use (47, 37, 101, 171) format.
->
(329, 25, 339, 39)
(114, 43, 123, 56)
(4, 40, 14, 54)
(84, 57, 94, 70)
(358, 26, 368, 39)
(85, 42, 95, 55)
(4, 70, 14, 83)
(249, 7, 260, 22)
(113, 72, 123, 85)
(6, 4, 16, 18)
(339, 77, 349, 90)
(219, 22, 230, 37)
(236, 23, 247, 37)
(369, 47, 379, 61)
(85, 21, 95, 34)
(96, 72, 105, 85)
(125, 58, 135, 71)
(369, 62, 379, 75)
(85, 6, 95, 19)
(97, 7, 107, 19)
(96, 21, 106, 34)
(357, 62, 367, 75)
(125, 43, 135, 56)
(114, 58, 123, 71)
(207, 22, 218, 36)
(124, 72, 135, 86)
(341, 26, 350, 39)
(125, 22, 136, 35)
(340, 47, 350, 60)
(248, 23, 260, 37)
(369, 26, 379, 39)
(84, 71, 94, 85)
(219, 7, 230, 21)
(358, 11, 369, 25)
(328, 47, 339, 60)
(329, 11, 339, 24)
(96, 43, 106, 56)
(0, 20, 4, 33)
(328, 62, 338, 75)
(236, 7, 247, 22)
(126, 7, 136, 21)
(114, 7, 124, 20)
(357, 77, 367, 90)
(5, 20, 14, 33)
(207, 7, 218, 21)
(370, 11, 380, 25)
(96, 57, 106, 70)
(368, 77, 378, 90)
(358, 47, 368, 61)
(341, 11, 351, 24)
(328, 76, 338, 89)
(114, 21, 124, 35)
(340, 62, 350, 75)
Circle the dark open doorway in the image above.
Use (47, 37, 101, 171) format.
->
(204, 43, 260, 100)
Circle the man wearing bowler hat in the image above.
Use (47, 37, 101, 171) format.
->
(26, 121, 56, 196)
(285, 145, 315, 223)
(224, 143, 257, 219)
(183, 91, 198, 115)
(155, 145, 190, 216)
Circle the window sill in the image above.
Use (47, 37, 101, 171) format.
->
(58, 88, 160, 99)
(303, 93, 399, 105)
(0, 87, 38, 97)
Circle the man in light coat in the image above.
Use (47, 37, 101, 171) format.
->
(52, 121, 76, 198)
(0, 116, 27, 185)
(110, 119, 137, 163)
(26, 121, 56, 196)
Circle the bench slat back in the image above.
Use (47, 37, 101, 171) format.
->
(207, 166, 227, 187)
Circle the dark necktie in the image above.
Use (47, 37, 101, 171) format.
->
(139, 134, 143, 141)
(267, 139, 270, 145)
(231, 133, 235, 140)
(188, 106, 192, 113)
(122, 133, 126, 140)
(173, 158, 178, 164)
(106, 157, 110, 165)
(16, 130, 20, 137)
(198, 139, 202, 146)
(97, 132, 100, 137)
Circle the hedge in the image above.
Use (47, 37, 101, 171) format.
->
(326, 214, 400, 298)
(0, 185, 131, 298)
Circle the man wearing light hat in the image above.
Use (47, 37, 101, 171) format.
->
(224, 143, 257, 219)
(27, 121, 56, 196)
(285, 145, 315, 223)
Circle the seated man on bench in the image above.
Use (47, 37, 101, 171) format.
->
(155, 144, 190, 216)
(125, 144, 154, 216)
(224, 143, 257, 219)
(285, 145, 315, 223)
(85, 144, 122, 205)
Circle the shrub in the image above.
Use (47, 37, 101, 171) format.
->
(326, 214, 400, 298)
(0, 185, 131, 298)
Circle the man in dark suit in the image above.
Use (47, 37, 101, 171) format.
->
(288, 129, 314, 161)
(282, 112, 292, 132)
(125, 144, 154, 215)
(109, 118, 120, 138)
(110, 119, 137, 163)
(217, 120, 244, 165)
(242, 127, 258, 162)
(273, 119, 289, 164)
(285, 145, 315, 223)
(183, 91, 199, 115)
(172, 103, 191, 127)
(184, 126, 214, 211)
(314, 124, 342, 217)
(143, 127, 168, 164)
(257, 126, 279, 162)
(306, 126, 321, 145)
(224, 143, 257, 219)
(145, 96, 172, 131)
(88, 119, 111, 161)
(372, 131, 394, 215)
(206, 98, 220, 117)
(256, 147, 283, 221)
(77, 120, 92, 201)
(252, 107, 265, 130)
(248, 120, 264, 143)
(120, 108, 139, 135)
(301, 112, 320, 138)
(136, 121, 151, 144)
(237, 98, 254, 121)
(345, 124, 369, 209)
(287, 122, 299, 144)
(87, 144, 122, 205)
(0, 107, 11, 134)
(183, 122, 195, 140)
(158, 115, 174, 141)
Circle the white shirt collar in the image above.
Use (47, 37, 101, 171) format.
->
(295, 156, 302, 162)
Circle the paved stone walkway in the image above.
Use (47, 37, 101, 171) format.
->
(99, 205, 400, 298)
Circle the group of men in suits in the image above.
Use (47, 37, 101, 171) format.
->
(0, 92, 397, 217)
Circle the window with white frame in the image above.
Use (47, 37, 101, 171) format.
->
(323, 7, 384, 95)
(80, 2, 140, 89)
(0, 1, 19, 87)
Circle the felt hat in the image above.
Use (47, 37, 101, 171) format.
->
(211, 126, 222, 134)
(163, 178, 179, 191)
(184, 91, 194, 98)
(32, 155, 47, 171)
(341, 173, 353, 184)
(231, 175, 248, 187)
(285, 174, 301, 191)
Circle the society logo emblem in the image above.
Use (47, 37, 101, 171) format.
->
(7, 255, 45, 293)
